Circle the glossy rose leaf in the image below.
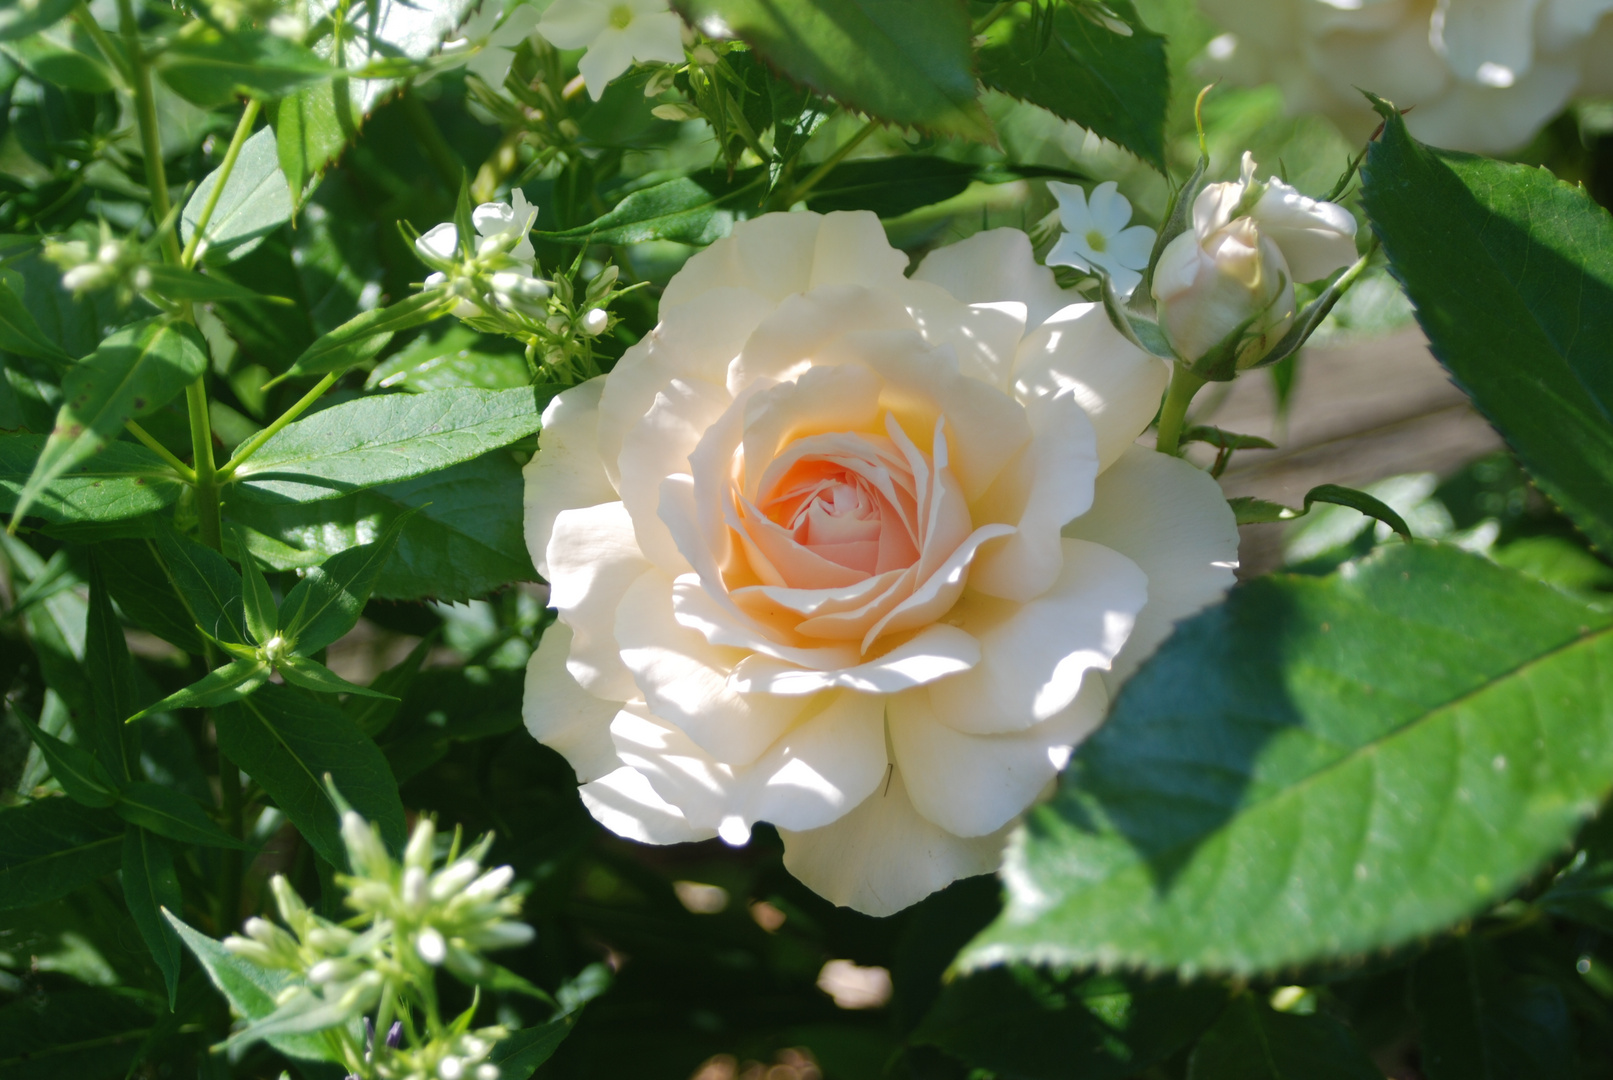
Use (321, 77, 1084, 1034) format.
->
(958, 544, 1613, 975)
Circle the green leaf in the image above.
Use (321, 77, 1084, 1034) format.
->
(235, 528, 276, 646)
(141, 263, 289, 306)
(805, 156, 978, 218)
(535, 169, 764, 247)
(228, 449, 537, 602)
(1228, 483, 1414, 543)
(155, 27, 331, 109)
(976, 1, 1169, 171)
(1360, 98, 1613, 553)
(115, 780, 249, 849)
(180, 127, 293, 265)
(345, 632, 433, 737)
(95, 540, 205, 654)
(9, 318, 207, 527)
(279, 513, 409, 654)
(231, 386, 548, 504)
(1186, 997, 1381, 1079)
(913, 966, 1227, 1080)
(0, 797, 123, 909)
(271, 80, 359, 211)
(0, 276, 75, 368)
(121, 827, 182, 1009)
(957, 544, 1613, 976)
(673, 0, 990, 141)
(491, 963, 612, 1079)
(6, 28, 116, 92)
(127, 658, 270, 722)
(164, 911, 343, 1062)
(0, 435, 185, 524)
(365, 324, 532, 393)
(0, 988, 156, 1080)
(83, 561, 140, 783)
(151, 520, 248, 646)
(13, 706, 119, 808)
(214, 683, 405, 867)
(271, 288, 451, 382)
(0, 0, 76, 40)
(277, 654, 398, 700)
(1411, 937, 1574, 1079)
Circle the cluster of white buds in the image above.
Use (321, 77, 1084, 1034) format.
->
(371, 1026, 508, 1080)
(44, 229, 152, 302)
(412, 192, 635, 383)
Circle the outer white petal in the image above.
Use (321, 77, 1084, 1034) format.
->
(1011, 303, 1167, 474)
(780, 766, 1011, 917)
(968, 389, 1100, 603)
(1431, 0, 1540, 85)
(615, 569, 804, 765)
(416, 222, 459, 261)
(609, 693, 886, 840)
(891, 677, 1107, 837)
(523, 622, 622, 782)
(577, 30, 638, 98)
(622, 10, 686, 63)
(580, 763, 717, 845)
(535, 0, 608, 48)
(548, 503, 650, 701)
(524, 377, 615, 580)
(912, 228, 1078, 329)
(728, 624, 981, 695)
(1251, 178, 1359, 284)
(932, 538, 1146, 735)
(1063, 446, 1239, 685)
(617, 377, 727, 573)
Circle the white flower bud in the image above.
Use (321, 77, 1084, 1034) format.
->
(580, 308, 609, 336)
(97, 241, 121, 264)
(465, 920, 535, 950)
(461, 864, 514, 902)
(403, 865, 429, 911)
(416, 926, 447, 965)
(308, 958, 359, 985)
(439, 1057, 465, 1080)
(405, 817, 436, 873)
(459, 1036, 488, 1058)
(342, 813, 390, 878)
(476, 1066, 500, 1080)
(130, 266, 152, 292)
(430, 858, 481, 901)
(61, 264, 111, 292)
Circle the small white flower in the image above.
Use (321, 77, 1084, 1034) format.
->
(580, 307, 609, 336)
(416, 926, 448, 965)
(536, 0, 686, 101)
(1046, 180, 1156, 298)
(458, 0, 542, 88)
(416, 223, 463, 267)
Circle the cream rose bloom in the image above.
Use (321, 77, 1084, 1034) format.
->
(1200, 0, 1613, 154)
(522, 211, 1239, 916)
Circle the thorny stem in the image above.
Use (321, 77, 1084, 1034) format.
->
(788, 119, 878, 205)
(217, 373, 339, 480)
(182, 98, 262, 268)
(124, 420, 196, 482)
(1154, 363, 1207, 457)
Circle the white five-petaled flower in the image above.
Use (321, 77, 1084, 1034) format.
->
(521, 210, 1241, 917)
(1046, 180, 1156, 298)
(536, 0, 686, 101)
(454, 0, 543, 89)
(417, 190, 541, 317)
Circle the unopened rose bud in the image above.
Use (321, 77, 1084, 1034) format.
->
(580, 308, 609, 336)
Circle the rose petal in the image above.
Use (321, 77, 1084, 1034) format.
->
(1063, 446, 1239, 684)
(967, 389, 1101, 602)
(779, 765, 1011, 917)
(1011, 302, 1169, 473)
(609, 691, 886, 839)
(619, 377, 729, 573)
(579, 761, 717, 845)
(891, 677, 1108, 837)
(728, 286, 916, 397)
(933, 538, 1146, 735)
(912, 227, 1078, 328)
(523, 377, 616, 580)
(727, 623, 981, 695)
(523, 622, 623, 782)
(548, 502, 650, 701)
(616, 569, 806, 765)
(899, 278, 1029, 390)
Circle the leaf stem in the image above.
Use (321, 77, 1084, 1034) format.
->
(124, 420, 196, 482)
(972, 0, 1015, 34)
(1154, 363, 1207, 457)
(788, 119, 878, 205)
(216, 372, 339, 481)
(116, 0, 180, 266)
(71, 3, 131, 85)
(182, 98, 262, 268)
(186, 380, 223, 550)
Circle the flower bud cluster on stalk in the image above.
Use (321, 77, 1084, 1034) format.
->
(221, 811, 531, 1080)
(44, 224, 154, 305)
(412, 190, 637, 385)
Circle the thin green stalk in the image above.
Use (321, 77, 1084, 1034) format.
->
(182, 99, 261, 268)
(116, 0, 179, 266)
(217, 373, 338, 480)
(186, 381, 222, 549)
(788, 119, 878, 205)
(1154, 363, 1207, 457)
(124, 420, 196, 482)
(972, 0, 1015, 33)
(72, 3, 131, 84)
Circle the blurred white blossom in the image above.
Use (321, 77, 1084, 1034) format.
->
(536, 0, 685, 100)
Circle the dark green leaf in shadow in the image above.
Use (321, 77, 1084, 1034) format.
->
(121, 827, 182, 1009)
(0, 436, 185, 524)
(84, 561, 141, 782)
(12, 705, 119, 807)
(0, 797, 123, 909)
(535, 169, 765, 247)
(279, 512, 410, 654)
(1186, 996, 1380, 1079)
(1411, 937, 1575, 1080)
(151, 520, 248, 645)
(0, 276, 75, 368)
(156, 28, 332, 108)
(115, 781, 250, 849)
(0, 987, 156, 1080)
